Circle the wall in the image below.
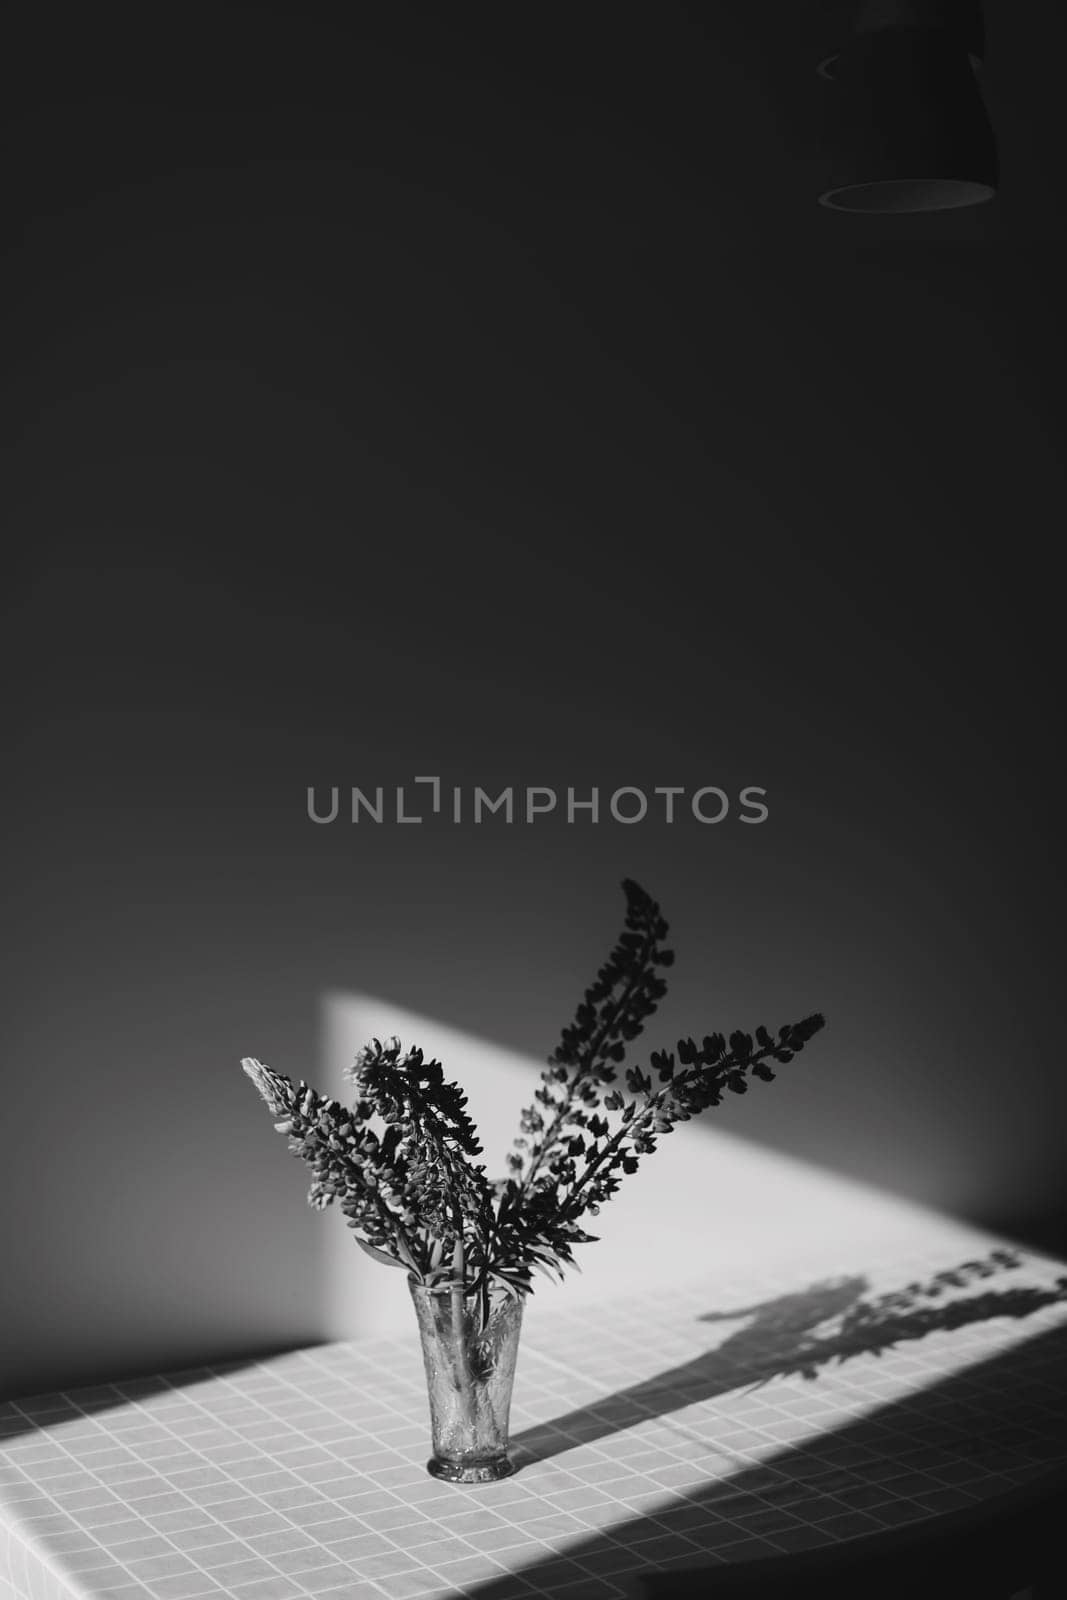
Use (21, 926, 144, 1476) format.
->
(3, 0, 1064, 1398)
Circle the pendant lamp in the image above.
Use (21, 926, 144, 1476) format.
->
(818, 0, 998, 212)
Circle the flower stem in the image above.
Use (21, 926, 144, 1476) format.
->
(450, 1221, 475, 1399)
(559, 1105, 652, 1218)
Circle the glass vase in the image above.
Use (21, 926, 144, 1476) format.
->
(408, 1276, 525, 1483)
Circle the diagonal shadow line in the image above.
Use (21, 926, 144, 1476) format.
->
(510, 1276, 868, 1467)
(0, 1343, 330, 1443)
(508, 1250, 1063, 1471)
(471, 1288, 1067, 1600)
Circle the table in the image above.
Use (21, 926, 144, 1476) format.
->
(3, 1237, 1067, 1600)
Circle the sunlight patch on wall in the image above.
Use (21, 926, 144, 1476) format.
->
(319, 994, 996, 1341)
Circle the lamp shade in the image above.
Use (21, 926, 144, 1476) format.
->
(818, 24, 998, 212)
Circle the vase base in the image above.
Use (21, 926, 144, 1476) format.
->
(427, 1455, 515, 1484)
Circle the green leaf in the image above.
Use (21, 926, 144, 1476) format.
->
(530, 1258, 564, 1284)
(353, 1236, 408, 1271)
(393, 1233, 424, 1274)
(489, 1271, 526, 1300)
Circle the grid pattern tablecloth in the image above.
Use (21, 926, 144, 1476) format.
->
(3, 1239, 1067, 1600)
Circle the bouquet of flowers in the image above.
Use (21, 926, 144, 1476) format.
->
(243, 879, 825, 1337)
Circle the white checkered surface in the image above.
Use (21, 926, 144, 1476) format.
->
(3, 1238, 1067, 1600)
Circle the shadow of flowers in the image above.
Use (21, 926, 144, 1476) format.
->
(767, 1248, 1067, 1381)
(510, 1248, 1067, 1469)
